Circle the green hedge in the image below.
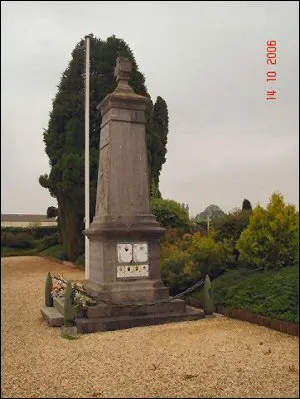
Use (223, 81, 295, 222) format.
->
(38, 233, 60, 250)
(193, 265, 299, 323)
(1, 226, 58, 239)
(1, 232, 34, 249)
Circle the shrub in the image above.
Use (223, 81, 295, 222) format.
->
(151, 198, 190, 230)
(237, 193, 299, 270)
(203, 275, 215, 314)
(39, 233, 60, 250)
(2, 232, 34, 249)
(161, 232, 226, 295)
(64, 281, 76, 327)
(194, 265, 299, 323)
(45, 272, 53, 307)
(1, 232, 14, 246)
(214, 209, 251, 242)
(75, 255, 85, 269)
(1, 226, 58, 240)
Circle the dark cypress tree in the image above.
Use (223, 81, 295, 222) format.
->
(39, 35, 168, 261)
(242, 198, 252, 211)
(46, 206, 58, 218)
(149, 96, 169, 195)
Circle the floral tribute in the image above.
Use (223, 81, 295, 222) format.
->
(51, 275, 97, 310)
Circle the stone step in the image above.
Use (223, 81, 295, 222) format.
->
(87, 298, 186, 319)
(76, 306, 205, 334)
(40, 306, 64, 327)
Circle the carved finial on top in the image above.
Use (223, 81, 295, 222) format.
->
(114, 57, 134, 92)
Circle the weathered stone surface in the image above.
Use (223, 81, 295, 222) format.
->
(61, 326, 77, 337)
(53, 297, 64, 314)
(83, 57, 167, 304)
(40, 306, 63, 327)
(76, 306, 205, 334)
(86, 299, 186, 319)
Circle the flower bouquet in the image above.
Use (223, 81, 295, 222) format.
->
(52, 276, 97, 310)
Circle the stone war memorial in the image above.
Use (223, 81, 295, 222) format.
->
(41, 57, 205, 334)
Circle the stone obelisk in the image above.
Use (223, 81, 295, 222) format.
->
(84, 57, 169, 304)
(76, 57, 204, 333)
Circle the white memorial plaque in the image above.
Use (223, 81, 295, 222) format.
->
(140, 264, 149, 277)
(117, 242, 149, 278)
(124, 265, 133, 278)
(132, 265, 141, 277)
(133, 243, 148, 263)
(117, 243, 133, 263)
(121, 264, 149, 278)
(117, 265, 125, 278)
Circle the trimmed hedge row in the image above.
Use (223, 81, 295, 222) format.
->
(1, 227, 60, 250)
(192, 265, 299, 324)
(1, 226, 58, 239)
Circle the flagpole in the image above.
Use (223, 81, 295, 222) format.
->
(84, 33, 92, 280)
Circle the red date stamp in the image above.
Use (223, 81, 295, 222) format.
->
(266, 40, 277, 100)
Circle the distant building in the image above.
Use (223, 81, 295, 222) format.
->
(1, 214, 57, 228)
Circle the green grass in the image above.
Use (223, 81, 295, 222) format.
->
(1, 246, 39, 257)
(74, 255, 85, 269)
(1, 244, 65, 262)
(192, 265, 299, 323)
(1, 243, 86, 271)
(38, 244, 65, 259)
(61, 334, 80, 340)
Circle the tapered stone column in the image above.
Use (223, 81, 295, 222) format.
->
(84, 57, 169, 303)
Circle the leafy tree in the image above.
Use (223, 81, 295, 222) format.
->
(237, 193, 299, 270)
(214, 209, 251, 242)
(195, 204, 225, 223)
(242, 198, 252, 211)
(40, 35, 169, 261)
(151, 198, 190, 230)
(181, 203, 189, 216)
(213, 209, 252, 267)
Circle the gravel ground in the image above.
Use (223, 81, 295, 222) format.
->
(1, 256, 299, 398)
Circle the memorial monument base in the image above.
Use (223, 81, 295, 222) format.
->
(75, 300, 205, 334)
(41, 296, 205, 334)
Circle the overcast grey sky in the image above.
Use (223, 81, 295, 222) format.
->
(1, 1, 299, 216)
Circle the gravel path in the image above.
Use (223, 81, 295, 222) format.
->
(1, 256, 299, 398)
